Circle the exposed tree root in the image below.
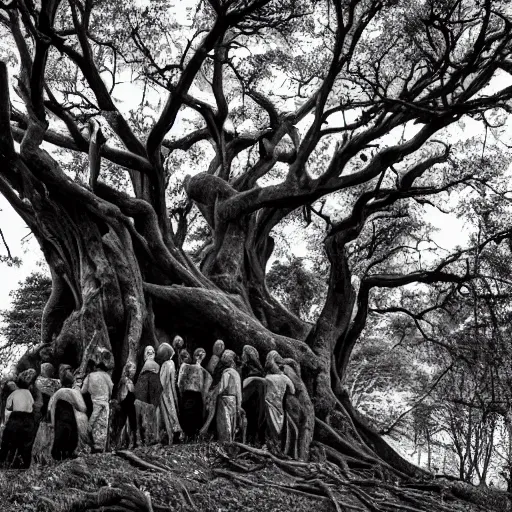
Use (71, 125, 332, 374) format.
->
(116, 449, 170, 473)
(212, 468, 333, 504)
(310, 477, 345, 512)
(225, 442, 507, 512)
(115, 449, 197, 510)
(59, 483, 157, 512)
(350, 480, 456, 512)
(223, 457, 267, 474)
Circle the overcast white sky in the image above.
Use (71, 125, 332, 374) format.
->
(0, 196, 44, 311)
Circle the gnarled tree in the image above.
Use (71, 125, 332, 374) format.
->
(1, 0, 512, 483)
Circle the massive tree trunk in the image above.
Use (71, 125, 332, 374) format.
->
(0, 115, 416, 479)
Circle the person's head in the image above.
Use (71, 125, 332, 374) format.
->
(282, 357, 301, 377)
(220, 349, 236, 368)
(60, 370, 74, 388)
(123, 361, 136, 380)
(59, 364, 74, 381)
(17, 369, 36, 389)
(96, 347, 114, 371)
(16, 378, 30, 390)
(242, 345, 259, 365)
(39, 346, 53, 363)
(172, 336, 184, 351)
(144, 345, 156, 362)
(40, 362, 55, 378)
(265, 350, 282, 375)
(212, 339, 225, 356)
(193, 348, 206, 365)
(156, 343, 174, 364)
(85, 359, 96, 374)
(96, 362, 109, 372)
(5, 381, 17, 393)
(179, 349, 192, 364)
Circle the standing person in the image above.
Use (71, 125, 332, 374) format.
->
(172, 336, 184, 373)
(178, 348, 210, 439)
(0, 381, 17, 426)
(81, 359, 114, 453)
(241, 345, 266, 446)
(215, 350, 242, 443)
(157, 343, 182, 444)
(264, 351, 295, 453)
(199, 346, 231, 437)
(206, 340, 225, 375)
(35, 363, 62, 420)
(134, 345, 162, 445)
(0, 373, 35, 469)
(112, 362, 137, 449)
(49, 369, 91, 455)
(276, 355, 314, 461)
(49, 369, 90, 455)
(49, 370, 84, 460)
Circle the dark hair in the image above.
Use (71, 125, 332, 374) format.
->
(96, 362, 109, 372)
(16, 377, 30, 390)
(60, 371, 74, 389)
(39, 346, 53, 363)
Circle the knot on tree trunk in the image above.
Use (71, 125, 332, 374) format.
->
(185, 172, 236, 209)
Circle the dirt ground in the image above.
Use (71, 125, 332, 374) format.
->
(0, 442, 507, 512)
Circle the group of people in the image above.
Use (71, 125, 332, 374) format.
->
(0, 354, 113, 468)
(0, 335, 312, 469)
(120, 338, 242, 448)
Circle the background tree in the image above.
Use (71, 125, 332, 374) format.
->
(1, 0, 512, 493)
(0, 272, 52, 369)
(362, 213, 512, 486)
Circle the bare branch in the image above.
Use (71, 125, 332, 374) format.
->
(0, 226, 12, 259)
(0, 61, 14, 156)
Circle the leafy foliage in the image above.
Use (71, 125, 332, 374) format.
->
(347, 336, 427, 428)
(267, 258, 327, 322)
(0, 273, 52, 360)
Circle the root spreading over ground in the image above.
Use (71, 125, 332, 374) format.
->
(0, 443, 509, 512)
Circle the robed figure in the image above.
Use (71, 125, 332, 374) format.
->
(215, 350, 242, 443)
(134, 345, 162, 445)
(206, 340, 225, 375)
(157, 343, 182, 444)
(264, 351, 295, 453)
(49, 369, 89, 460)
(178, 348, 211, 438)
(111, 362, 137, 449)
(81, 359, 114, 453)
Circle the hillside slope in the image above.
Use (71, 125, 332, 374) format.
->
(0, 443, 509, 511)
